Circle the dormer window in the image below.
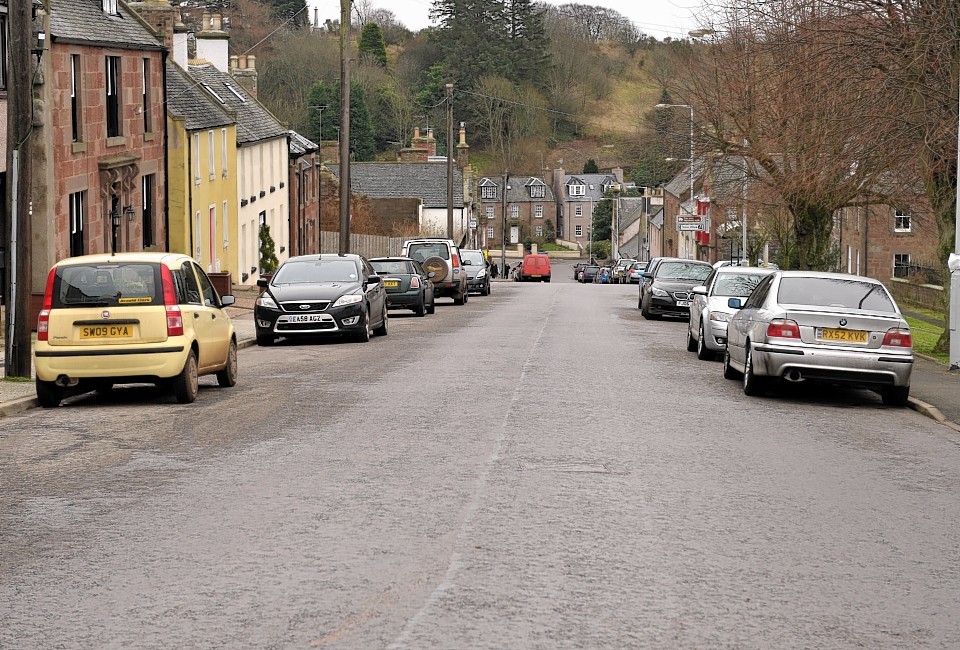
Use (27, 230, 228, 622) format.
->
(103, 0, 119, 15)
(481, 185, 498, 200)
(529, 184, 545, 199)
(569, 184, 585, 197)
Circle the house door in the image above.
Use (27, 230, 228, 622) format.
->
(510, 225, 519, 244)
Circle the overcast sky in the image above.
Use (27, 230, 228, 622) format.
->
(305, 0, 702, 41)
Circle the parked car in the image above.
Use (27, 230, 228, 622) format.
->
(638, 258, 712, 319)
(573, 262, 588, 280)
(254, 253, 388, 345)
(401, 238, 468, 304)
(460, 249, 491, 295)
(579, 265, 600, 283)
(723, 271, 913, 405)
(686, 266, 776, 360)
(369, 257, 436, 316)
(612, 259, 637, 283)
(627, 261, 647, 284)
(520, 254, 552, 282)
(596, 267, 612, 284)
(33, 252, 238, 407)
(638, 257, 665, 293)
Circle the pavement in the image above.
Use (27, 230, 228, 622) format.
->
(1, 285, 958, 432)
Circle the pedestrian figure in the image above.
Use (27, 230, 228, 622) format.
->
(491, 261, 499, 279)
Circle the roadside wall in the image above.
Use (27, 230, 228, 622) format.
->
(888, 277, 946, 311)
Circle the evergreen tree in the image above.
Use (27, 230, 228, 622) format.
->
(583, 158, 599, 173)
(259, 223, 279, 274)
(306, 82, 376, 161)
(591, 198, 612, 241)
(263, 0, 309, 28)
(504, 0, 550, 88)
(429, 0, 509, 90)
(358, 23, 388, 68)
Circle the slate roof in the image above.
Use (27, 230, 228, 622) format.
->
(478, 176, 556, 203)
(165, 62, 234, 131)
(564, 174, 620, 202)
(618, 197, 645, 231)
(328, 163, 464, 208)
(664, 157, 707, 198)
(51, 0, 165, 50)
(289, 130, 319, 158)
(187, 62, 288, 146)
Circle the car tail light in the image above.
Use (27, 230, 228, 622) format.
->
(36, 267, 57, 342)
(882, 328, 912, 348)
(766, 319, 800, 339)
(160, 265, 184, 336)
(451, 254, 461, 268)
(410, 275, 421, 289)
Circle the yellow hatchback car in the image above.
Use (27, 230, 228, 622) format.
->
(34, 252, 238, 407)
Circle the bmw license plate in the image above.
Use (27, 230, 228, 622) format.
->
(80, 325, 133, 339)
(817, 327, 868, 343)
(676, 300, 691, 307)
(287, 314, 323, 323)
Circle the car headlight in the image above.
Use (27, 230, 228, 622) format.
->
(709, 311, 731, 322)
(333, 293, 364, 307)
(255, 294, 277, 309)
(652, 287, 669, 297)
(476, 269, 487, 279)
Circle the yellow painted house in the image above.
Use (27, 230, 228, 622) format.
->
(165, 60, 239, 279)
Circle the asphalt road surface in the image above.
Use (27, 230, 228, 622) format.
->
(2, 261, 959, 648)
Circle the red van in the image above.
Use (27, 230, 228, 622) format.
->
(520, 254, 551, 282)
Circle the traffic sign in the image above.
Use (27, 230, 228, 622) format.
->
(678, 222, 706, 231)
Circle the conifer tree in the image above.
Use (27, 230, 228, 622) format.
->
(259, 222, 279, 274)
(358, 23, 388, 68)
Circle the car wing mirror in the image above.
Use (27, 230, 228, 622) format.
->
(256, 278, 268, 287)
(641, 272, 653, 279)
(727, 297, 743, 309)
(692, 285, 707, 295)
(220, 294, 236, 307)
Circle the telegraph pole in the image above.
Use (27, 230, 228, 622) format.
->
(446, 83, 454, 240)
(338, 0, 351, 254)
(5, 0, 35, 378)
(500, 171, 508, 278)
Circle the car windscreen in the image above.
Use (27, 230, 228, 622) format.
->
(273, 260, 360, 284)
(371, 260, 414, 275)
(712, 273, 768, 297)
(407, 244, 450, 262)
(461, 251, 486, 266)
(656, 262, 712, 281)
(777, 277, 897, 311)
(55, 263, 161, 308)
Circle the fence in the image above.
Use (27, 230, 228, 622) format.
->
(319, 232, 404, 258)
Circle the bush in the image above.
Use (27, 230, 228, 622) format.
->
(259, 222, 279, 274)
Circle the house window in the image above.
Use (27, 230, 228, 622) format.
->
(575, 224, 583, 237)
(193, 133, 201, 184)
(481, 185, 497, 200)
(142, 174, 154, 248)
(221, 129, 228, 177)
(485, 206, 494, 218)
(535, 205, 543, 218)
(894, 209, 912, 232)
(575, 205, 583, 217)
(510, 205, 519, 219)
(209, 130, 216, 180)
(487, 226, 494, 238)
(570, 184, 585, 197)
(70, 55, 82, 142)
(535, 224, 543, 236)
(105, 56, 121, 137)
(894, 253, 910, 277)
(69, 191, 86, 256)
(530, 184, 545, 199)
(102, 0, 118, 14)
(142, 58, 151, 133)
(0, 10, 9, 92)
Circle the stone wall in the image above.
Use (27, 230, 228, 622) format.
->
(888, 277, 946, 312)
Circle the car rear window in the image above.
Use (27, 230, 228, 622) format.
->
(371, 260, 415, 275)
(54, 262, 161, 308)
(407, 243, 449, 262)
(274, 259, 360, 283)
(656, 262, 712, 281)
(712, 273, 767, 297)
(778, 277, 897, 311)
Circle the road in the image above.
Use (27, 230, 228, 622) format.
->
(2, 260, 959, 648)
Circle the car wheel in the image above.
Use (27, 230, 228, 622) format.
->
(723, 348, 742, 380)
(686, 326, 697, 352)
(742, 344, 767, 397)
(454, 291, 465, 305)
(36, 379, 63, 408)
(256, 333, 274, 346)
(696, 322, 713, 361)
(354, 309, 372, 342)
(485, 282, 492, 295)
(374, 306, 389, 336)
(216, 340, 238, 388)
(173, 350, 199, 404)
(881, 385, 910, 407)
(414, 297, 426, 317)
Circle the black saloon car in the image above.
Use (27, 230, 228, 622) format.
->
(639, 258, 712, 319)
(369, 257, 436, 316)
(254, 254, 388, 345)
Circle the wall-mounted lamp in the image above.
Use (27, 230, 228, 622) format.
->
(124, 205, 135, 223)
(111, 208, 123, 229)
(279, 246, 285, 253)
(250, 266, 257, 274)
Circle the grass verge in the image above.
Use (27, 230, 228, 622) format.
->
(905, 316, 949, 365)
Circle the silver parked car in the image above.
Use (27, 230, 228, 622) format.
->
(687, 266, 775, 360)
(722, 271, 913, 405)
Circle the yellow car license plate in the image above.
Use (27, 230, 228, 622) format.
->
(817, 327, 867, 343)
(384, 280, 400, 288)
(80, 325, 133, 339)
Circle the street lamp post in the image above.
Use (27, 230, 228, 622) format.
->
(950, 78, 960, 371)
(657, 103, 695, 260)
